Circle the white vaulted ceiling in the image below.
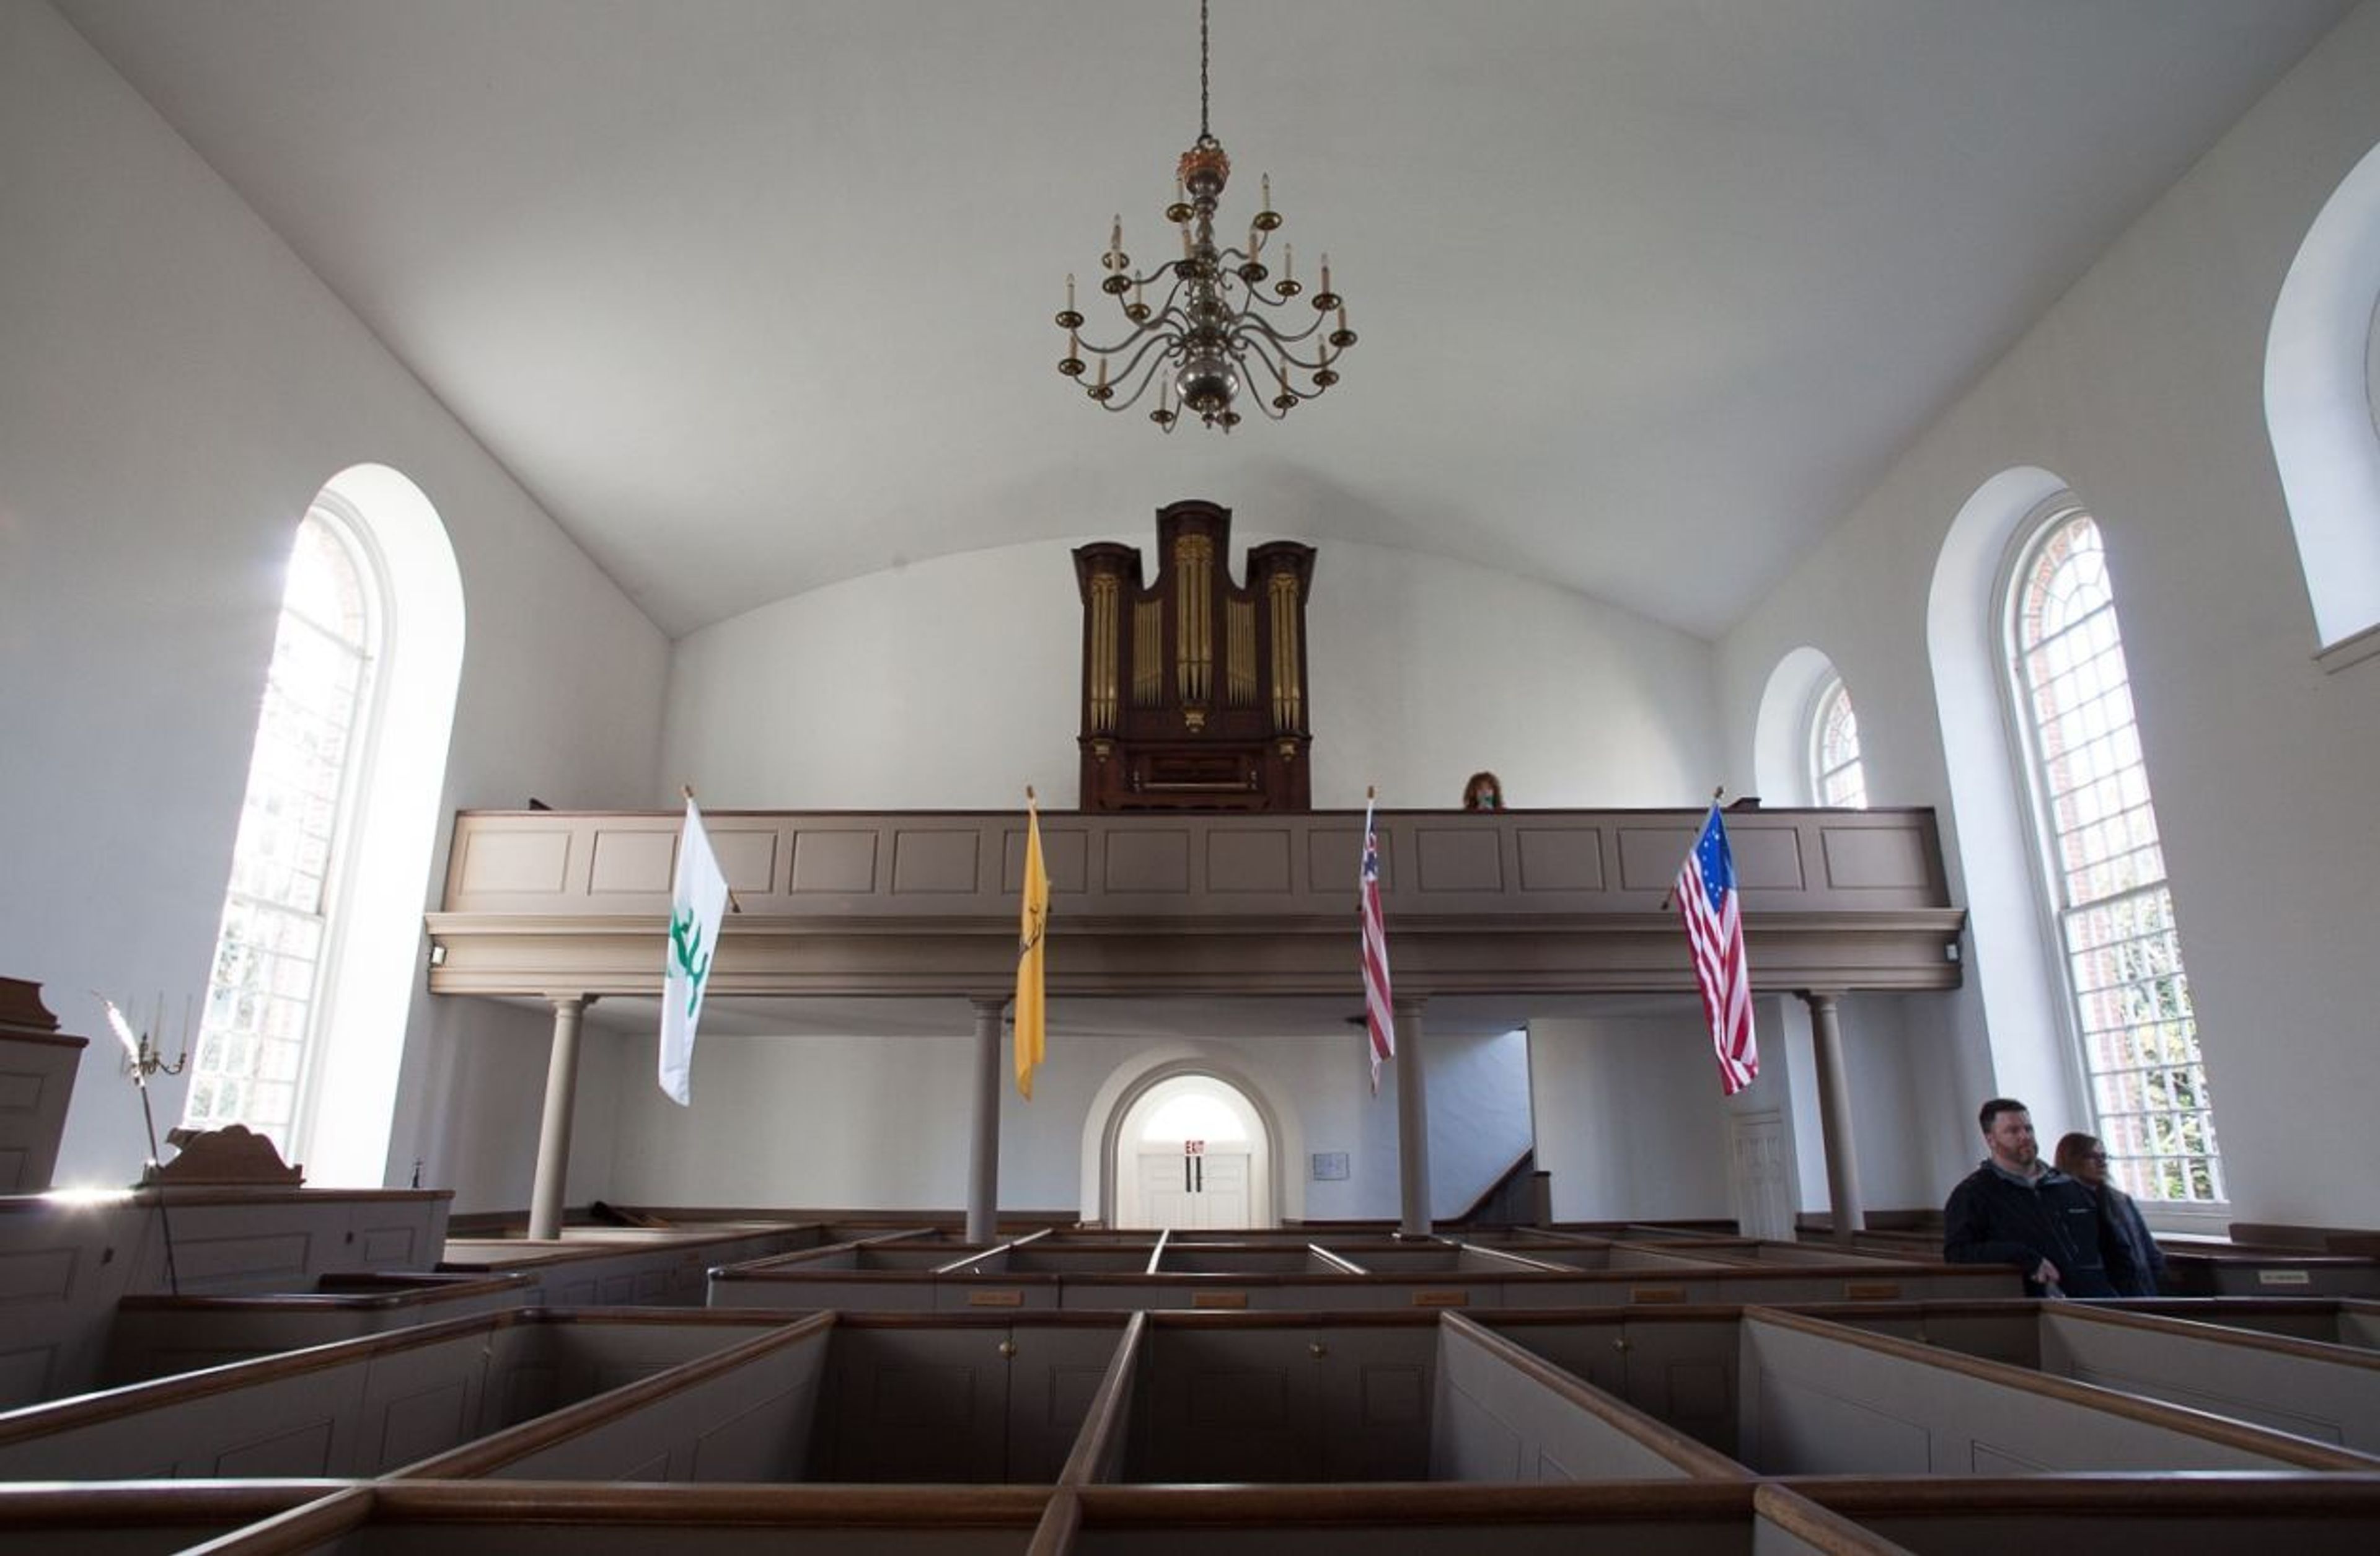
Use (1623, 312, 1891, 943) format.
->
(54, 0, 2353, 639)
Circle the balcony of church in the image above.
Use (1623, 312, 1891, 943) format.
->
(426, 805, 1963, 1000)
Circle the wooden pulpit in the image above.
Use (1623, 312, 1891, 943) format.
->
(1074, 500, 1315, 811)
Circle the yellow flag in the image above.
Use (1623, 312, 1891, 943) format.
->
(1015, 795, 1048, 1098)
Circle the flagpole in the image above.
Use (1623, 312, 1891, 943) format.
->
(682, 784, 740, 915)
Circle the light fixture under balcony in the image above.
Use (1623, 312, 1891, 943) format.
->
(1054, 0, 1355, 431)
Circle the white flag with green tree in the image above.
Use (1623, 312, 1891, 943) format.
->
(659, 795, 728, 1104)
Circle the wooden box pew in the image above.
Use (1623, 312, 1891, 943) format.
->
(1807, 1294, 2371, 1363)
(436, 1221, 824, 1308)
(706, 1242, 1002, 1313)
(1735, 1307, 2380, 1475)
(0, 1308, 798, 1482)
(1465, 1257, 2015, 1309)
(941, 1247, 1160, 1276)
(1479, 1306, 1749, 1458)
(1313, 1240, 1579, 1277)
(1806, 1296, 2380, 1450)
(2162, 1247, 2380, 1298)
(1045, 1268, 1321, 1314)
(1683, 1240, 1929, 1270)
(1145, 1242, 1346, 1275)
(715, 1259, 2021, 1317)
(1045, 1482, 1912, 1556)
(175, 1482, 1053, 1555)
(1537, 1221, 1740, 1242)
(2144, 1295, 2380, 1350)
(0, 1479, 351, 1555)
(1798, 1229, 1956, 1265)
(1003, 1252, 1512, 1316)
(399, 1311, 1129, 1487)
(0, 1188, 451, 1412)
(1117, 1311, 1443, 1482)
(1794, 1474, 2380, 1555)
(932, 1274, 1066, 1314)
(2035, 1302, 2380, 1452)
(1103, 1308, 1742, 1486)
(1430, 1313, 1748, 1483)
(104, 1270, 539, 1385)
(393, 1313, 832, 1485)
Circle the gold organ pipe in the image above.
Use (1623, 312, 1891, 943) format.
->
(1269, 568, 1302, 731)
(1134, 600, 1163, 707)
(1225, 596, 1256, 708)
(1174, 533, 1214, 705)
(1088, 571, 1119, 733)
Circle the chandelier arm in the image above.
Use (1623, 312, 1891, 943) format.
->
(1120, 264, 1193, 296)
(1233, 333, 1304, 412)
(1230, 314, 1330, 359)
(1076, 330, 1184, 391)
(1095, 358, 1177, 415)
(1238, 312, 1332, 348)
(1075, 305, 1192, 357)
(1236, 286, 1334, 324)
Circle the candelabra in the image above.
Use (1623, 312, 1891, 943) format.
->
(100, 994, 189, 1292)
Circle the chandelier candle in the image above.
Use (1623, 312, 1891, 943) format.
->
(1054, 0, 1354, 430)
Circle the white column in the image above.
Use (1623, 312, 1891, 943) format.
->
(527, 994, 591, 1242)
(966, 996, 1006, 1243)
(1799, 990, 1865, 1244)
(1395, 998, 1432, 1237)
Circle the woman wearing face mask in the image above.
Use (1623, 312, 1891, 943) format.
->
(1462, 771, 1504, 811)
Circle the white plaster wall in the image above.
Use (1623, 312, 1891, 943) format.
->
(1527, 1011, 1737, 1222)
(1421, 1027, 1535, 1218)
(0, 4, 669, 1196)
(1832, 995, 1939, 1213)
(1773, 994, 1937, 1220)
(663, 534, 1725, 811)
(600, 1021, 1530, 1223)
(1713, 4, 2380, 1224)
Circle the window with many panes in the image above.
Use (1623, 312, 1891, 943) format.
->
(2007, 507, 2223, 1203)
(182, 507, 382, 1153)
(1807, 674, 1867, 807)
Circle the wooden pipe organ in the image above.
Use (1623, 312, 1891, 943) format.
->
(1074, 501, 1315, 811)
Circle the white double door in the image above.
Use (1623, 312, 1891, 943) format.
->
(1137, 1145, 1251, 1230)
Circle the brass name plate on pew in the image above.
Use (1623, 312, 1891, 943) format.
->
(1844, 1281, 1904, 1300)
(1411, 1290, 1470, 1308)
(2259, 1269, 2312, 1286)
(1191, 1291, 1250, 1309)
(967, 1290, 1026, 1308)
(1629, 1286, 1688, 1304)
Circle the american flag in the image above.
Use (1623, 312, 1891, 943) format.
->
(1359, 796, 1395, 1094)
(1675, 802, 1758, 1094)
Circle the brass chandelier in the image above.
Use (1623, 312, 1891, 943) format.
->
(1055, 0, 1355, 431)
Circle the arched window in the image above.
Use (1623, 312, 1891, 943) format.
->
(184, 504, 382, 1153)
(2006, 506, 2223, 1203)
(181, 465, 462, 1185)
(2265, 136, 2380, 659)
(1807, 674, 1867, 808)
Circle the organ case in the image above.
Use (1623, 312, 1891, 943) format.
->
(1074, 500, 1315, 811)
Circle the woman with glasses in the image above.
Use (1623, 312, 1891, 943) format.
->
(2054, 1132, 2166, 1296)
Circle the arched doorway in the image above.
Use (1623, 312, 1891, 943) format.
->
(1108, 1070, 1276, 1230)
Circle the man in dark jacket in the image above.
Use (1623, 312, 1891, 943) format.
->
(1943, 1098, 2138, 1298)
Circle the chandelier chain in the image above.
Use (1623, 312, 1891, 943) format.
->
(1199, 0, 1210, 144)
